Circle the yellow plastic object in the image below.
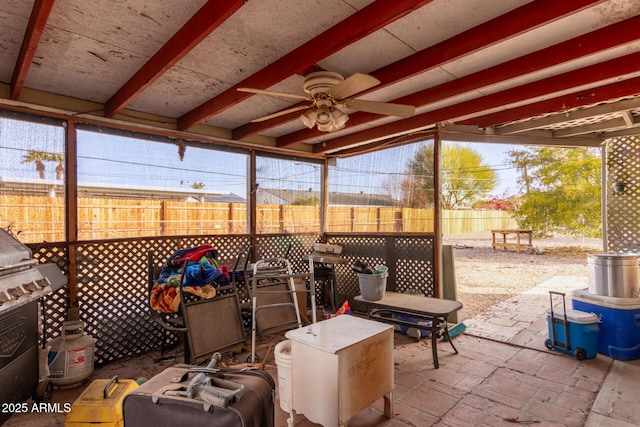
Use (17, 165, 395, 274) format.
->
(64, 376, 138, 427)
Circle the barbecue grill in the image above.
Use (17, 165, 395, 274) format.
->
(0, 228, 66, 424)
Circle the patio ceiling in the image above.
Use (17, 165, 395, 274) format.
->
(1, 0, 639, 156)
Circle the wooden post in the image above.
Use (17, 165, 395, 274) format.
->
(160, 200, 168, 236)
(395, 210, 402, 232)
(434, 132, 442, 298)
(350, 207, 356, 232)
(228, 202, 235, 234)
(65, 120, 78, 309)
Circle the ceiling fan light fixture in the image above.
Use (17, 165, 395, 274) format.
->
(302, 104, 349, 132)
(315, 104, 332, 125)
(316, 121, 335, 132)
(300, 109, 316, 129)
(331, 108, 349, 129)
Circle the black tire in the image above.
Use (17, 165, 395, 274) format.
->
(246, 353, 260, 363)
(34, 380, 54, 402)
(544, 338, 553, 350)
(575, 348, 587, 360)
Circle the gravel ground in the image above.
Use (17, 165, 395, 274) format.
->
(444, 233, 603, 322)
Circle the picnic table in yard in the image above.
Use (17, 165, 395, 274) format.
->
(491, 229, 533, 253)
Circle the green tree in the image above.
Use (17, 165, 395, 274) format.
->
(292, 196, 319, 205)
(441, 144, 498, 209)
(191, 182, 205, 189)
(507, 146, 601, 237)
(401, 144, 435, 208)
(400, 143, 498, 209)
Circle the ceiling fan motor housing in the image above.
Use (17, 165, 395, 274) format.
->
(303, 71, 344, 96)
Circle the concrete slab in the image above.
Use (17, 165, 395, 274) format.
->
(586, 358, 640, 426)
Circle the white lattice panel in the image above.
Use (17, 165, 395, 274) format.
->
(607, 135, 640, 253)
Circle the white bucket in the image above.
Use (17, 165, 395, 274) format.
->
(358, 272, 388, 301)
(274, 339, 292, 413)
(47, 321, 95, 389)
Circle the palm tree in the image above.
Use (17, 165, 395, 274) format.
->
(21, 150, 49, 179)
(49, 153, 64, 180)
(191, 182, 205, 189)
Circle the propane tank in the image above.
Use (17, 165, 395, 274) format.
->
(47, 320, 95, 389)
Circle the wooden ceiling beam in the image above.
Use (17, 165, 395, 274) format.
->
(460, 79, 640, 129)
(104, 0, 245, 118)
(178, 0, 435, 131)
(10, 0, 55, 100)
(277, 14, 640, 147)
(236, 0, 606, 143)
(314, 52, 640, 154)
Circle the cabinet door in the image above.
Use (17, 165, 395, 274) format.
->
(338, 329, 393, 424)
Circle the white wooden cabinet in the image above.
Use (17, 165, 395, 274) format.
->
(285, 315, 394, 427)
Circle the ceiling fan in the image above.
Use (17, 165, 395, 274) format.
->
(237, 71, 415, 132)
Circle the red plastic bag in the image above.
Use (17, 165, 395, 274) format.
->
(324, 300, 352, 319)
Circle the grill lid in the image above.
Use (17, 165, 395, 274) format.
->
(0, 229, 32, 268)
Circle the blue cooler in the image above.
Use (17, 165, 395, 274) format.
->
(572, 289, 640, 360)
(546, 308, 599, 359)
(546, 291, 599, 360)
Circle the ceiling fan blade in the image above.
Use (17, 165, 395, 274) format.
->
(237, 87, 309, 101)
(328, 73, 381, 100)
(250, 104, 312, 122)
(342, 99, 415, 117)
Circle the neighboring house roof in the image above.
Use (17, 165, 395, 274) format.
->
(202, 192, 246, 203)
(0, 177, 236, 201)
(257, 188, 397, 206)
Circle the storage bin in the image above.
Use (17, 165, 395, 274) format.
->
(65, 376, 138, 426)
(397, 313, 431, 338)
(572, 289, 640, 360)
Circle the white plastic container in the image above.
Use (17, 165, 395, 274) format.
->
(274, 339, 293, 413)
(47, 320, 95, 389)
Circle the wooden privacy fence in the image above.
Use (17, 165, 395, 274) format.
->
(1, 195, 517, 242)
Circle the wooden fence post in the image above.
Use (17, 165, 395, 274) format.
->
(395, 210, 403, 232)
(279, 204, 286, 233)
(228, 202, 235, 234)
(160, 200, 167, 236)
(350, 207, 356, 232)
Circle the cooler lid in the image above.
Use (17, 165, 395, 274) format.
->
(550, 308, 599, 324)
(573, 289, 640, 308)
